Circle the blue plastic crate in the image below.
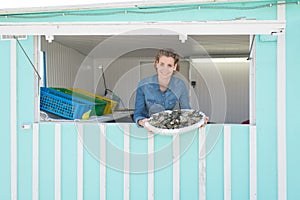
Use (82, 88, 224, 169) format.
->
(40, 87, 94, 120)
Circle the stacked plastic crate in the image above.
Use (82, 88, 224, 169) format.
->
(40, 87, 113, 120)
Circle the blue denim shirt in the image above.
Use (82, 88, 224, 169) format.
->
(134, 74, 190, 125)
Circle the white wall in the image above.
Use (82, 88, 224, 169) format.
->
(190, 60, 249, 123)
(41, 39, 93, 89)
(93, 57, 151, 109)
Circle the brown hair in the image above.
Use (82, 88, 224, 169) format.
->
(154, 48, 180, 71)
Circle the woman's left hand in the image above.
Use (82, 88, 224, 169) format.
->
(199, 116, 209, 128)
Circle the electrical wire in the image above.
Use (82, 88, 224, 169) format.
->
(101, 66, 126, 109)
(1, 1, 299, 19)
(100, 66, 116, 97)
(101, 66, 108, 95)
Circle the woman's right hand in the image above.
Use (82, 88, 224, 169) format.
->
(138, 118, 154, 134)
(138, 118, 150, 127)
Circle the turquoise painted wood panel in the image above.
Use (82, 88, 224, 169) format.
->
(0, 40, 11, 200)
(129, 125, 148, 200)
(17, 36, 34, 200)
(61, 124, 78, 200)
(39, 124, 55, 200)
(83, 124, 100, 200)
(180, 130, 199, 199)
(154, 134, 173, 200)
(0, 122, 254, 199)
(106, 124, 124, 200)
(256, 36, 278, 199)
(0, 2, 276, 23)
(206, 125, 224, 200)
(286, 4, 300, 200)
(17, 127, 33, 200)
(2, 1, 300, 200)
(16, 37, 34, 124)
(231, 125, 250, 200)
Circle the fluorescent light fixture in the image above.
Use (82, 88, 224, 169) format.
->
(191, 57, 249, 63)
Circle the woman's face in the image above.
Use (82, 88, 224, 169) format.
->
(156, 56, 177, 79)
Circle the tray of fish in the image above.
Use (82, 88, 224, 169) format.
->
(144, 109, 206, 135)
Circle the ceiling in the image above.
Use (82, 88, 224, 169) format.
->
(51, 35, 250, 58)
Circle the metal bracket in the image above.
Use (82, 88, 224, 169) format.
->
(1, 35, 27, 40)
(179, 34, 187, 43)
(271, 28, 285, 35)
(45, 35, 54, 43)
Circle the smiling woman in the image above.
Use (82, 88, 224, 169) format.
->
(134, 48, 191, 128)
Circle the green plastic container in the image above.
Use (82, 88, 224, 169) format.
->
(69, 88, 118, 114)
(51, 88, 107, 116)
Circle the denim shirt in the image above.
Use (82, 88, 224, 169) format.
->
(134, 74, 190, 125)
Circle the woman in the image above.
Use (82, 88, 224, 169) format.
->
(134, 48, 192, 127)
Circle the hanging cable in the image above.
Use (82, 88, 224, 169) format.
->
(101, 66, 126, 109)
(2, 1, 299, 19)
(101, 66, 110, 96)
(14, 36, 42, 80)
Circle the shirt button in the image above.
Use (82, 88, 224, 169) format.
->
(162, 94, 164, 97)
(162, 102, 165, 105)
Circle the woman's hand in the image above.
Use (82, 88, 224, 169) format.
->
(138, 118, 150, 127)
(139, 118, 154, 134)
(199, 116, 209, 128)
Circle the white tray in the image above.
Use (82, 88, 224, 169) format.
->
(144, 109, 206, 135)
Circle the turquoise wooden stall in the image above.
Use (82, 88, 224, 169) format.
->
(0, 0, 300, 199)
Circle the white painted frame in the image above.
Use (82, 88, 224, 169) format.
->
(55, 124, 61, 200)
(100, 124, 106, 200)
(199, 126, 206, 200)
(77, 124, 84, 200)
(249, 35, 256, 125)
(173, 135, 180, 200)
(148, 134, 154, 200)
(32, 123, 39, 200)
(10, 39, 17, 200)
(277, 3, 287, 200)
(223, 126, 231, 200)
(0, 21, 285, 36)
(33, 36, 41, 122)
(4, 20, 284, 122)
(123, 124, 130, 200)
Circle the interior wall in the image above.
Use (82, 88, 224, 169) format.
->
(94, 57, 149, 109)
(190, 61, 249, 123)
(41, 38, 92, 89)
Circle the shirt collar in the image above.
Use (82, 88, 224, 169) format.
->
(151, 74, 159, 91)
(152, 74, 175, 92)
